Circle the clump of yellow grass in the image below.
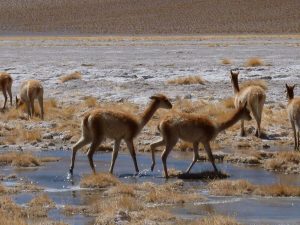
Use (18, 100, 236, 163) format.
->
(189, 215, 240, 225)
(209, 179, 300, 197)
(84, 96, 98, 108)
(245, 57, 264, 67)
(264, 151, 300, 173)
(167, 75, 205, 85)
(80, 173, 120, 188)
(221, 58, 232, 65)
(59, 71, 82, 83)
(0, 152, 40, 167)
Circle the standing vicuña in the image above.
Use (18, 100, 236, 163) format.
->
(150, 102, 251, 178)
(230, 70, 266, 137)
(286, 84, 300, 150)
(0, 72, 13, 109)
(69, 94, 172, 175)
(16, 80, 44, 119)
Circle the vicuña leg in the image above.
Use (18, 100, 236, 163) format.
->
(204, 142, 218, 173)
(2, 86, 7, 109)
(150, 139, 165, 171)
(87, 138, 102, 174)
(69, 137, 90, 174)
(186, 142, 200, 173)
(291, 122, 297, 150)
(7, 87, 12, 106)
(240, 120, 245, 137)
(38, 96, 44, 119)
(161, 138, 177, 178)
(125, 139, 139, 173)
(109, 139, 121, 173)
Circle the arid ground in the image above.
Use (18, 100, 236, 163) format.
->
(0, 36, 299, 225)
(0, 0, 299, 35)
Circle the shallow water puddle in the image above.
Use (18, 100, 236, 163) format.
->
(3, 150, 300, 224)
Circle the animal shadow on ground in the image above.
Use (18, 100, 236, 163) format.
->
(176, 171, 229, 180)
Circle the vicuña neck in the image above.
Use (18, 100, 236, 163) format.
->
(138, 101, 159, 129)
(232, 78, 240, 93)
(217, 109, 242, 133)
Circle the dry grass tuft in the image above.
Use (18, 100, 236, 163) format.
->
(0, 196, 23, 218)
(264, 151, 300, 173)
(221, 58, 232, 65)
(189, 214, 240, 225)
(0, 152, 40, 167)
(0, 209, 27, 225)
(80, 173, 120, 188)
(59, 71, 82, 83)
(240, 79, 268, 91)
(27, 194, 55, 209)
(167, 75, 205, 85)
(209, 179, 300, 197)
(84, 96, 98, 108)
(209, 180, 254, 196)
(104, 183, 136, 197)
(40, 157, 60, 163)
(141, 181, 201, 204)
(245, 57, 264, 67)
(0, 184, 6, 194)
(221, 97, 235, 109)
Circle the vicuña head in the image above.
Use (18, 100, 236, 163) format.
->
(285, 83, 296, 100)
(229, 69, 266, 138)
(150, 100, 251, 178)
(285, 83, 300, 151)
(16, 80, 44, 120)
(69, 93, 172, 175)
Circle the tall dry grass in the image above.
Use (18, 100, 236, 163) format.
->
(167, 76, 205, 85)
(59, 71, 82, 83)
(0, 152, 40, 167)
(221, 58, 232, 65)
(189, 215, 240, 225)
(245, 57, 264, 67)
(80, 173, 120, 188)
(264, 151, 300, 173)
(209, 179, 300, 197)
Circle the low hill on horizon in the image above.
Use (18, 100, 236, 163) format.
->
(0, 0, 299, 35)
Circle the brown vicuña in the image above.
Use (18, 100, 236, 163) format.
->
(285, 84, 300, 151)
(150, 102, 251, 178)
(0, 72, 13, 109)
(16, 80, 44, 119)
(230, 70, 266, 137)
(69, 94, 172, 175)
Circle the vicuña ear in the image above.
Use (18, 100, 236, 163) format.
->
(16, 96, 18, 103)
(230, 70, 239, 76)
(292, 84, 296, 89)
(150, 95, 158, 100)
(285, 83, 289, 89)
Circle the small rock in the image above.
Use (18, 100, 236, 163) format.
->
(184, 94, 192, 99)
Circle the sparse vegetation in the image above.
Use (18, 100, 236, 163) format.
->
(264, 151, 300, 173)
(0, 152, 40, 167)
(221, 58, 232, 65)
(189, 215, 241, 225)
(167, 76, 205, 85)
(84, 96, 98, 108)
(245, 57, 264, 67)
(209, 179, 300, 197)
(80, 173, 120, 188)
(59, 71, 82, 83)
